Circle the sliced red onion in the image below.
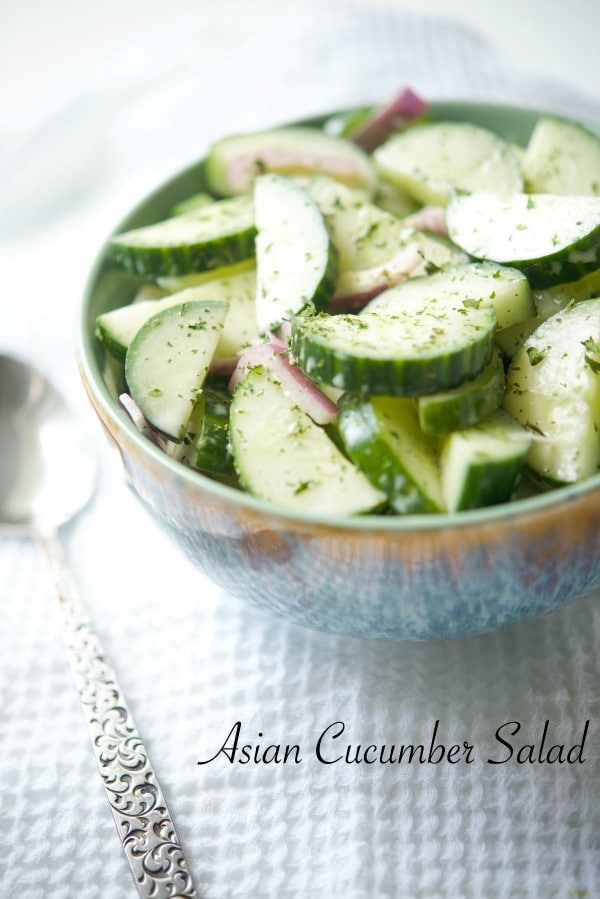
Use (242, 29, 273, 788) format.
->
(404, 205, 448, 236)
(229, 341, 338, 425)
(119, 393, 168, 450)
(330, 242, 425, 311)
(351, 87, 429, 152)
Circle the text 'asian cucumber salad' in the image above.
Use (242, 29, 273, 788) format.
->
(96, 88, 600, 517)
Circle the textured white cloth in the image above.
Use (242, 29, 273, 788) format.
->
(0, 4, 598, 897)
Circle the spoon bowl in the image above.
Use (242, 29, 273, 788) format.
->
(0, 354, 96, 533)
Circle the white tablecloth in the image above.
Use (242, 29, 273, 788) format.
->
(1, 4, 598, 896)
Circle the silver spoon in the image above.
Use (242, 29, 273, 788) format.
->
(0, 354, 197, 899)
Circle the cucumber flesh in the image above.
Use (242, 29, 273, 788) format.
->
(417, 348, 506, 435)
(107, 195, 256, 278)
(441, 410, 532, 512)
(522, 115, 600, 196)
(254, 174, 338, 334)
(337, 395, 444, 513)
(205, 126, 377, 197)
(446, 191, 600, 288)
(230, 366, 385, 515)
(97, 274, 259, 362)
(363, 261, 535, 330)
(503, 297, 600, 483)
(291, 294, 496, 397)
(306, 175, 465, 303)
(125, 300, 228, 440)
(373, 121, 523, 205)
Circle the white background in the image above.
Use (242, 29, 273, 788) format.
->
(2, 0, 599, 129)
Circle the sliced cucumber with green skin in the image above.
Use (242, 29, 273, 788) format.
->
(533, 266, 600, 318)
(125, 300, 228, 440)
(522, 115, 600, 196)
(254, 174, 338, 334)
(337, 394, 444, 513)
(373, 122, 523, 205)
(495, 267, 600, 358)
(441, 410, 532, 512)
(97, 275, 259, 362)
(306, 175, 465, 305)
(291, 294, 496, 397)
(230, 366, 386, 515)
(158, 258, 255, 293)
(417, 348, 505, 435)
(503, 297, 600, 484)
(363, 261, 535, 330)
(179, 388, 234, 478)
(205, 126, 377, 197)
(107, 195, 256, 278)
(169, 191, 214, 217)
(446, 191, 600, 289)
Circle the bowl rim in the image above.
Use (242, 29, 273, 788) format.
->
(79, 97, 600, 534)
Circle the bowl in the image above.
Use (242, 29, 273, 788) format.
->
(78, 100, 600, 641)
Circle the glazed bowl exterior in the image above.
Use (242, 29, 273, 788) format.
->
(79, 101, 600, 640)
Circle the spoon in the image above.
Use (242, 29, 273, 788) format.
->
(0, 354, 197, 899)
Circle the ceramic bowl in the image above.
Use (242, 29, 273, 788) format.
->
(78, 101, 600, 640)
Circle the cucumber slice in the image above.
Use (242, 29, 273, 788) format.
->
(97, 274, 259, 362)
(417, 348, 505, 434)
(522, 115, 600, 196)
(179, 388, 235, 478)
(125, 300, 228, 440)
(446, 192, 600, 288)
(158, 259, 255, 293)
(230, 366, 385, 515)
(205, 126, 377, 197)
(291, 295, 496, 397)
(533, 266, 600, 318)
(337, 394, 444, 513)
(495, 267, 600, 358)
(254, 174, 338, 333)
(374, 180, 420, 217)
(441, 410, 532, 512)
(363, 261, 535, 330)
(169, 191, 213, 217)
(306, 175, 465, 304)
(373, 122, 523, 205)
(503, 297, 600, 483)
(107, 195, 256, 278)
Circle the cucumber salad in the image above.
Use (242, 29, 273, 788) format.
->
(97, 89, 600, 517)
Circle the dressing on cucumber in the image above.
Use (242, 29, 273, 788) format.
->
(291, 294, 496, 397)
(373, 121, 523, 205)
(446, 192, 600, 288)
(254, 174, 338, 333)
(230, 365, 385, 515)
(503, 297, 600, 484)
(108, 195, 256, 278)
(125, 300, 228, 440)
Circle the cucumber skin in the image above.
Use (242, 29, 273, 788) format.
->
(290, 312, 496, 398)
(107, 226, 256, 279)
(337, 396, 440, 514)
(417, 349, 506, 434)
(445, 451, 527, 512)
(185, 389, 234, 478)
(513, 228, 600, 289)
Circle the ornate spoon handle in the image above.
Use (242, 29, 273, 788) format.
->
(38, 527, 197, 899)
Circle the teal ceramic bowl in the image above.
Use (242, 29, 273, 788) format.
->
(79, 101, 600, 640)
